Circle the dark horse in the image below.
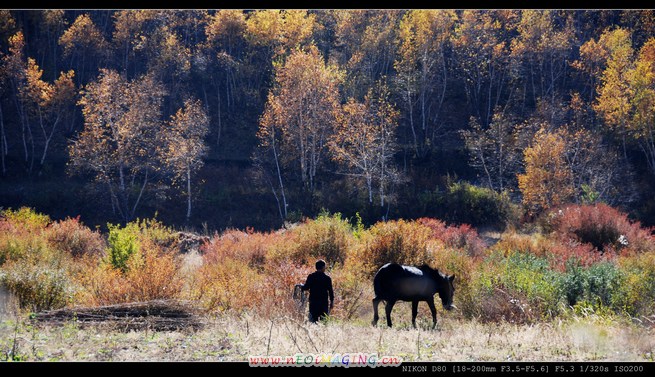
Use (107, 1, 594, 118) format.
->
(372, 263, 455, 328)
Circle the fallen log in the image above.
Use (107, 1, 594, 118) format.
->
(32, 299, 202, 332)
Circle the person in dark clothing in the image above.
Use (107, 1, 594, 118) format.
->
(298, 259, 334, 323)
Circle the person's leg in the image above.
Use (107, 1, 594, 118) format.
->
(309, 302, 323, 323)
(316, 303, 329, 322)
(309, 301, 328, 323)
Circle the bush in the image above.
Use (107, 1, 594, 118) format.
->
(331, 258, 371, 320)
(558, 261, 622, 309)
(0, 208, 51, 265)
(106, 218, 176, 272)
(430, 181, 518, 228)
(468, 252, 562, 322)
(76, 239, 183, 306)
(356, 219, 434, 276)
(417, 218, 485, 257)
(492, 231, 612, 272)
(46, 217, 105, 258)
(614, 252, 655, 316)
(122, 240, 183, 302)
(188, 256, 264, 313)
(107, 223, 141, 272)
(429, 245, 475, 317)
(291, 212, 353, 266)
(547, 204, 655, 254)
(202, 229, 268, 269)
(1, 257, 74, 312)
(1, 207, 50, 231)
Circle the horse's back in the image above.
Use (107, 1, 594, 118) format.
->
(374, 263, 431, 299)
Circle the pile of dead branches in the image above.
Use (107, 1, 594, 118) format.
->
(32, 300, 202, 332)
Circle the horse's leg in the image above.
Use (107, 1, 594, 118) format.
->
(372, 297, 382, 326)
(427, 297, 437, 329)
(385, 299, 396, 328)
(411, 300, 419, 328)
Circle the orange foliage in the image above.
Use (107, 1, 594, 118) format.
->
(75, 240, 183, 306)
(518, 127, 575, 215)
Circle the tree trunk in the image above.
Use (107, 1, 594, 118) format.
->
(41, 114, 61, 166)
(216, 82, 222, 147)
(186, 165, 192, 220)
(406, 80, 418, 156)
(0, 102, 6, 175)
(272, 132, 287, 219)
(130, 169, 149, 221)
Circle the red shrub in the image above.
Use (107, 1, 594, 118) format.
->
(201, 229, 269, 269)
(46, 217, 106, 258)
(492, 231, 612, 272)
(543, 241, 612, 272)
(548, 204, 655, 255)
(418, 218, 486, 257)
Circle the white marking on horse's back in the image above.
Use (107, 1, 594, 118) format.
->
(402, 265, 424, 276)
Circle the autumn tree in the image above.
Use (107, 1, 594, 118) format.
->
(395, 10, 456, 157)
(20, 57, 76, 166)
(623, 38, 655, 174)
(452, 10, 516, 127)
(332, 10, 401, 100)
(164, 99, 209, 220)
(461, 110, 521, 192)
(572, 29, 614, 104)
(245, 10, 316, 58)
(518, 127, 575, 215)
(510, 10, 575, 119)
(594, 30, 655, 174)
(59, 13, 108, 82)
(69, 69, 166, 222)
(203, 10, 247, 147)
(330, 83, 401, 207)
(591, 28, 633, 158)
(2, 31, 33, 169)
(258, 45, 342, 194)
(112, 10, 154, 76)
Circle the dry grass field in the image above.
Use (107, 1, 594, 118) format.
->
(1, 309, 653, 362)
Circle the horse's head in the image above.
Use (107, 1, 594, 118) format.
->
(428, 268, 455, 311)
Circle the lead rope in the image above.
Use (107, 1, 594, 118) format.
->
(293, 284, 308, 319)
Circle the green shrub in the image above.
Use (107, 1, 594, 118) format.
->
(106, 218, 176, 272)
(585, 262, 622, 307)
(501, 252, 561, 315)
(107, 223, 141, 272)
(557, 260, 623, 313)
(559, 261, 586, 306)
(431, 181, 519, 228)
(468, 252, 562, 322)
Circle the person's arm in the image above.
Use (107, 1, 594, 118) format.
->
(328, 277, 334, 309)
(300, 274, 312, 291)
